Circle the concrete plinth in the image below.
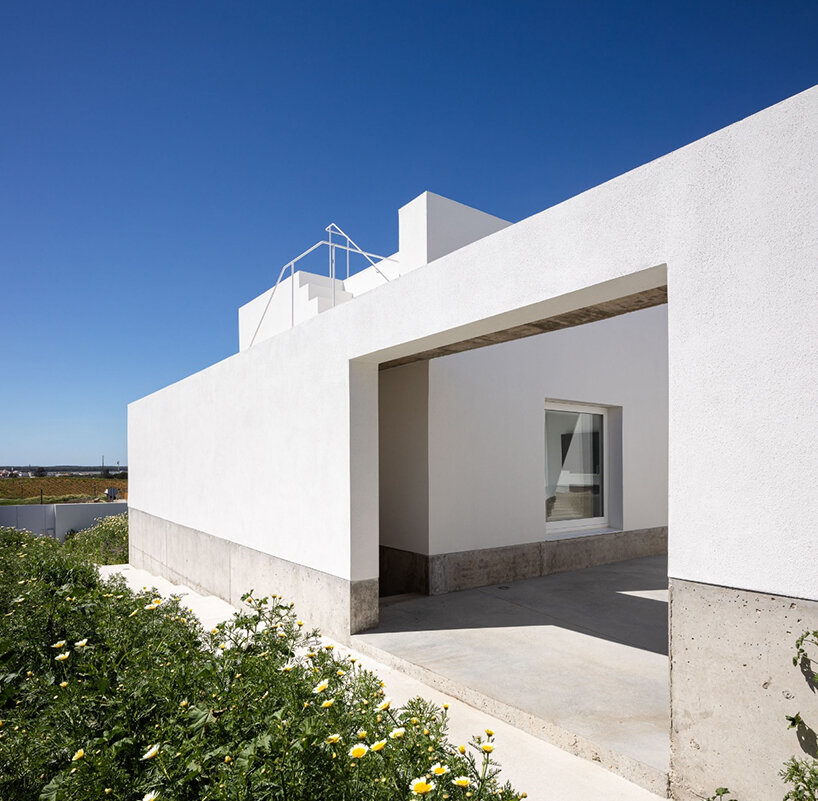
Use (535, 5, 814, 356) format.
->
(129, 508, 378, 638)
(669, 579, 818, 801)
(380, 528, 667, 597)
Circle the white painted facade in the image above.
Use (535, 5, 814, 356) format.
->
(131, 85, 818, 603)
(129, 85, 818, 799)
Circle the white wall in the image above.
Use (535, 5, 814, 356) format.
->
(0, 502, 126, 542)
(55, 502, 128, 542)
(398, 192, 512, 271)
(426, 306, 667, 555)
(378, 361, 429, 554)
(0, 504, 54, 537)
(130, 85, 818, 600)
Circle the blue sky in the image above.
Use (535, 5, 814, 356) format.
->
(1, 1, 817, 466)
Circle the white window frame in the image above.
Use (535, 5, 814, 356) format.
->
(544, 399, 609, 535)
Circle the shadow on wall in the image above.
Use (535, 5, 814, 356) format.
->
(372, 554, 669, 656)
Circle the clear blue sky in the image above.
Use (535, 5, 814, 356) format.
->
(1, 1, 817, 466)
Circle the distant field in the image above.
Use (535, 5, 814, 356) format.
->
(0, 476, 128, 502)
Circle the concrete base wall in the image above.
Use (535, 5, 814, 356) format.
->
(669, 579, 818, 801)
(381, 528, 666, 596)
(379, 545, 428, 596)
(129, 508, 378, 638)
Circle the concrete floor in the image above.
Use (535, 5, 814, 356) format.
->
(101, 562, 664, 801)
(353, 554, 670, 795)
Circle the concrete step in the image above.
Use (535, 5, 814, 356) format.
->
(350, 635, 670, 798)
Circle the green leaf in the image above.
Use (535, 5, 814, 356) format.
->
(39, 774, 64, 801)
(187, 704, 216, 732)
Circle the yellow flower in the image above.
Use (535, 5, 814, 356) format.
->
(443, 703, 450, 710)
(104, 789, 112, 795)
(410, 778, 436, 795)
(152, 598, 162, 605)
(371, 739, 387, 752)
(128, 609, 138, 618)
(357, 729, 367, 739)
(322, 698, 334, 708)
(312, 680, 329, 694)
(144, 603, 159, 611)
(389, 727, 405, 739)
(377, 697, 392, 711)
(51, 640, 66, 649)
(55, 651, 70, 662)
(59, 681, 68, 688)
(326, 734, 341, 744)
(485, 728, 494, 736)
(141, 744, 160, 760)
(179, 699, 188, 708)
(336, 669, 346, 676)
(142, 793, 158, 801)
(324, 644, 334, 651)
(224, 755, 232, 763)
(297, 620, 304, 627)
(72, 748, 85, 761)
(457, 745, 466, 754)
(211, 628, 219, 635)
(74, 638, 88, 648)
(432, 763, 450, 775)
(481, 743, 494, 753)
(348, 743, 368, 759)
(219, 643, 227, 650)
(453, 776, 471, 787)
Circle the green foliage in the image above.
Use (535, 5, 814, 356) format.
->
(0, 527, 522, 800)
(781, 757, 818, 801)
(63, 513, 129, 565)
(0, 494, 103, 506)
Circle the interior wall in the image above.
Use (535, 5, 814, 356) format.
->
(427, 304, 668, 556)
(378, 361, 429, 554)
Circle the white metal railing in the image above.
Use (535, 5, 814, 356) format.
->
(248, 224, 396, 347)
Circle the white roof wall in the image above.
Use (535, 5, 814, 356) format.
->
(237, 192, 512, 350)
(129, 84, 818, 598)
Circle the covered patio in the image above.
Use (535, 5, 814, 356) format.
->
(353, 555, 669, 795)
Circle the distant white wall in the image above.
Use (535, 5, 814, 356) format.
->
(379, 361, 429, 553)
(425, 305, 667, 555)
(55, 502, 127, 542)
(0, 502, 126, 542)
(0, 504, 54, 537)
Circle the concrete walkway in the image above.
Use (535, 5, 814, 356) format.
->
(99, 563, 664, 801)
(353, 555, 670, 796)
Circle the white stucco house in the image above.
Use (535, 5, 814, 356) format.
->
(129, 85, 818, 799)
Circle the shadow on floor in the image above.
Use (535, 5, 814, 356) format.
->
(373, 554, 669, 656)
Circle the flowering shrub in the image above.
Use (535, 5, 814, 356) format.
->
(0, 527, 522, 800)
(64, 512, 129, 565)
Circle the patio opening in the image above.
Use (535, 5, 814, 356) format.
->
(369, 299, 669, 793)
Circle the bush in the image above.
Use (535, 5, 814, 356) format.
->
(64, 513, 128, 565)
(0, 528, 521, 800)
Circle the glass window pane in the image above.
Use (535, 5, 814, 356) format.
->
(545, 410, 603, 522)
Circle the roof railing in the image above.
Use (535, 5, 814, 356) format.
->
(248, 225, 396, 348)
